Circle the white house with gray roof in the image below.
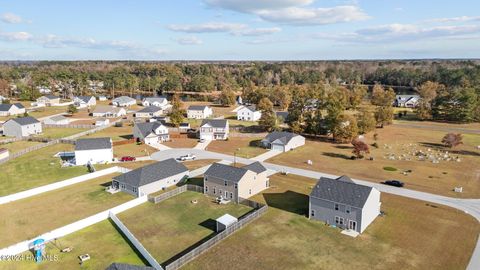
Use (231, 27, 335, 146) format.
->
(135, 106, 163, 118)
(92, 106, 126, 118)
(74, 137, 113, 165)
(73, 96, 96, 108)
(261, 131, 305, 152)
(133, 121, 169, 145)
(0, 103, 25, 116)
(3, 116, 42, 138)
(187, 105, 213, 119)
(112, 158, 189, 197)
(44, 115, 70, 125)
(203, 162, 269, 203)
(309, 175, 381, 233)
(199, 119, 229, 140)
(142, 97, 169, 108)
(112, 96, 136, 107)
(237, 105, 261, 121)
(394, 95, 420, 108)
(36, 95, 61, 107)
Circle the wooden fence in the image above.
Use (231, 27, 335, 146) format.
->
(0, 139, 59, 165)
(43, 123, 96, 129)
(112, 139, 135, 146)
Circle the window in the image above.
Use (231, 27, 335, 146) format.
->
(334, 204, 339, 211)
(213, 187, 216, 194)
(335, 216, 344, 225)
(234, 183, 238, 189)
(311, 210, 315, 217)
(224, 180, 227, 186)
(249, 189, 252, 195)
(133, 187, 137, 193)
(346, 207, 351, 214)
(204, 176, 207, 182)
(205, 186, 208, 193)
(266, 180, 269, 187)
(230, 192, 233, 199)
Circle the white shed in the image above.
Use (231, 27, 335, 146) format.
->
(216, 214, 238, 232)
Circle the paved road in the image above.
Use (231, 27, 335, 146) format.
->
(394, 121, 480, 135)
(152, 148, 480, 270)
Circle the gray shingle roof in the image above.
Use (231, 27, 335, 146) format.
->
(49, 115, 68, 122)
(204, 163, 249, 183)
(112, 96, 135, 104)
(310, 176, 373, 208)
(242, 162, 267, 174)
(43, 95, 59, 100)
(92, 106, 124, 114)
(263, 131, 300, 145)
(188, 105, 209, 111)
(241, 105, 258, 112)
(143, 97, 166, 103)
(75, 137, 112, 151)
(200, 119, 227, 128)
(113, 158, 188, 187)
(9, 116, 39, 126)
(137, 106, 162, 113)
(0, 103, 24, 111)
(105, 263, 155, 270)
(134, 122, 165, 138)
(76, 96, 94, 103)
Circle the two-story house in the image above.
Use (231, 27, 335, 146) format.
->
(142, 97, 169, 108)
(237, 105, 261, 121)
(3, 116, 42, 138)
(309, 175, 381, 233)
(135, 106, 163, 118)
(199, 119, 229, 140)
(187, 105, 213, 119)
(133, 121, 170, 145)
(203, 162, 269, 203)
(74, 137, 114, 166)
(36, 95, 61, 107)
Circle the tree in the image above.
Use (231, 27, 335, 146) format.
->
(416, 81, 444, 120)
(352, 139, 370, 159)
(332, 114, 358, 143)
(259, 110, 278, 132)
(67, 104, 78, 114)
(349, 84, 367, 109)
(372, 86, 395, 126)
(375, 106, 394, 127)
(442, 133, 463, 148)
(219, 88, 236, 106)
(257, 97, 273, 112)
(169, 94, 185, 127)
(356, 109, 376, 134)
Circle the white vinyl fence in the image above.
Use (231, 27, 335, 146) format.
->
(109, 212, 163, 270)
(0, 166, 130, 205)
(0, 196, 148, 257)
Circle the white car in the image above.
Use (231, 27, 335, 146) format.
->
(178, 154, 196, 161)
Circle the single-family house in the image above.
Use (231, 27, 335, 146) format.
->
(112, 96, 136, 107)
(105, 263, 155, 270)
(187, 105, 213, 119)
(394, 95, 420, 108)
(133, 121, 169, 144)
(142, 97, 169, 108)
(237, 105, 261, 121)
(95, 118, 110, 127)
(3, 116, 42, 137)
(0, 103, 26, 116)
(43, 115, 70, 125)
(261, 131, 305, 152)
(36, 95, 61, 106)
(135, 106, 163, 118)
(92, 106, 126, 118)
(203, 162, 269, 203)
(74, 137, 113, 165)
(73, 96, 96, 108)
(0, 148, 9, 160)
(199, 119, 229, 140)
(309, 175, 381, 233)
(99, 96, 108, 101)
(112, 158, 189, 197)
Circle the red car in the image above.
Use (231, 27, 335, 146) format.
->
(120, 156, 136, 162)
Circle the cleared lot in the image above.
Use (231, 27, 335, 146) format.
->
(207, 136, 267, 159)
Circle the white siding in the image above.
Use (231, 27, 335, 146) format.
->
(360, 188, 381, 233)
(75, 148, 113, 165)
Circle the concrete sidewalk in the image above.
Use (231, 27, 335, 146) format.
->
(251, 150, 282, 162)
(193, 139, 212, 150)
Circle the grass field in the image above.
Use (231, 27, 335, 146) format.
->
(0, 140, 42, 154)
(80, 124, 133, 141)
(184, 173, 480, 270)
(113, 143, 157, 158)
(37, 127, 89, 139)
(0, 173, 132, 246)
(0, 220, 147, 270)
(118, 191, 251, 266)
(207, 137, 267, 159)
(163, 137, 198, 148)
(268, 125, 480, 198)
(182, 159, 219, 170)
(27, 106, 68, 119)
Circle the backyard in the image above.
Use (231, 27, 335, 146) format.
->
(27, 106, 69, 119)
(163, 137, 198, 148)
(267, 125, 480, 198)
(80, 124, 133, 141)
(0, 220, 146, 270)
(207, 136, 267, 159)
(37, 127, 89, 139)
(118, 191, 251, 267)
(0, 140, 42, 154)
(184, 173, 480, 270)
(0, 173, 133, 246)
(113, 143, 157, 158)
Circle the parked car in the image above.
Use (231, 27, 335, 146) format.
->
(178, 154, 196, 161)
(382, 180, 404, 187)
(120, 156, 136, 162)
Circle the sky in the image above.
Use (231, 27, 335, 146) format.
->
(0, 0, 480, 60)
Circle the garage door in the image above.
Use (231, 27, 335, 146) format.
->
(272, 144, 285, 152)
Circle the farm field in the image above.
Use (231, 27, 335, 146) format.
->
(184, 173, 480, 270)
(118, 191, 251, 267)
(267, 125, 480, 198)
(0, 140, 42, 154)
(37, 127, 89, 139)
(207, 136, 267, 159)
(0, 220, 147, 270)
(0, 173, 132, 247)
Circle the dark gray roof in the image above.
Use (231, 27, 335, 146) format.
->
(204, 163, 248, 183)
(242, 162, 267, 174)
(200, 119, 227, 128)
(9, 116, 39, 126)
(105, 263, 155, 270)
(263, 131, 300, 145)
(143, 97, 166, 103)
(310, 176, 374, 208)
(188, 105, 209, 111)
(134, 122, 165, 138)
(0, 103, 24, 111)
(241, 105, 258, 112)
(113, 96, 135, 103)
(75, 137, 112, 151)
(275, 111, 289, 119)
(137, 106, 162, 113)
(113, 158, 188, 187)
(76, 96, 94, 103)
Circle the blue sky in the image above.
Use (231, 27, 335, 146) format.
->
(0, 0, 479, 60)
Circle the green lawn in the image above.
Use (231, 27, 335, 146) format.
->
(0, 220, 147, 270)
(184, 173, 480, 270)
(37, 127, 89, 139)
(119, 191, 251, 266)
(81, 124, 133, 141)
(0, 174, 132, 246)
(0, 140, 42, 154)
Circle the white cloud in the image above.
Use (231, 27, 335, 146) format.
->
(38, 34, 138, 50)
(425, 16, 480, 23)
(1, 13, 23, 24)
(168, 22, 246, 33)
(205, 0, 313, 13)
(0, 31, 32, 41)
(175, 36, 203, 45)
(234, 27, 281, 36)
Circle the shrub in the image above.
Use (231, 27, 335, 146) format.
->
(383, 166, 398, 171)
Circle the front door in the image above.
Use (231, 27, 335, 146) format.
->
(348, 220, 357, 231)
